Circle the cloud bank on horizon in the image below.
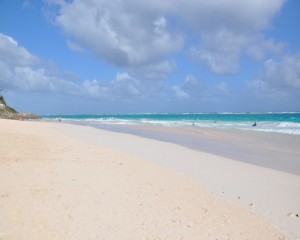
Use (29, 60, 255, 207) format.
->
(0, 0, 299, 114)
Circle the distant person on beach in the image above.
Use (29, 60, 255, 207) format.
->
(252, 122, 257, 127)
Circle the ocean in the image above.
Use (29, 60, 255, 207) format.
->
(42, 112, 300, 135)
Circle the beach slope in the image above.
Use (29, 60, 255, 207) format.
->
(0, 119, 295, 240)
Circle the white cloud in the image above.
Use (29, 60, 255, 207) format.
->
(179, 0, 285, 75)
(48, 0, 286, 76)
(191, 30, 285, 75)
(112, 72, 141, 97)
(84, 60, 175, 100)
(51, 0, 183, 67)
(3, 0, 295, 113)
(82, 74, 138, 100)
(172, 85, 189, 98)
(174, 0, 285, 33)
(0, 33, 80, 94)
(172, 74, 229, 100)
(82, 79, 108, 99)
(246, 54, 300, 98)
(191, 30, 243, 75)
(128, 60, 175, 83)
(0, 33, 39, 67)
(67, 40, 84, 52)
(246, 37, 285, 61)
(0, 33, 172, 103)
(263, 56, 300, 89)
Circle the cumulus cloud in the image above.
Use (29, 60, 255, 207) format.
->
(247, 54, 300, 98)
(174, 0, 285, 33)
(0, 33, 80, 94)
(0, 32, 172, 103)
(191, 30, 285, 75)
(0, 33, 39, 67)
(173, 75, 204, 99)
(67, 40, 84, 52)
(264, 56, 300, 89)
(172, 75, 229, 100)
(47, 0, 286, 75)
(82, 59, 175, 100)
(179, 0, 285, 74)
(83, 74, 140, 100)
(190, 30, 243, 75)
(82, 79, 109, 99)
(50, 0, 183, 67)
(3, 0, 294, 113)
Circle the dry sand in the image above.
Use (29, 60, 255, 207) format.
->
(0, 119, 299, 239)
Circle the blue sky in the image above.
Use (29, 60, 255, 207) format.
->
(0, 0, 299, 114)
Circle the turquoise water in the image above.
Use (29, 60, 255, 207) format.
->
(43, 112, 300, 135)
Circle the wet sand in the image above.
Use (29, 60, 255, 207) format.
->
(88, 123, 300, 175)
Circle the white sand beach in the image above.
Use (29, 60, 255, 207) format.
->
(1, 119, 299, 240)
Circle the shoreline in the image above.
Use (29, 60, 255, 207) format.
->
(42, 112, 300, 136)
(68, 122, 300, 176)
(1, 119, 300, 239)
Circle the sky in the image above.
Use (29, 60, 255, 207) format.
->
(0, 0, 299, 114)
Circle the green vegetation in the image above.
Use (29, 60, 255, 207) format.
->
(0, 96, 18, 113)
(0, 91, 40, 119)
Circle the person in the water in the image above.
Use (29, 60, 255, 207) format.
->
(252, 122, 257, 127)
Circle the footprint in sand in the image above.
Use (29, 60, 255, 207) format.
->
(287, 212, 299, 218)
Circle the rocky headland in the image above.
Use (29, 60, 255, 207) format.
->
(0, 96, 40, 120)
